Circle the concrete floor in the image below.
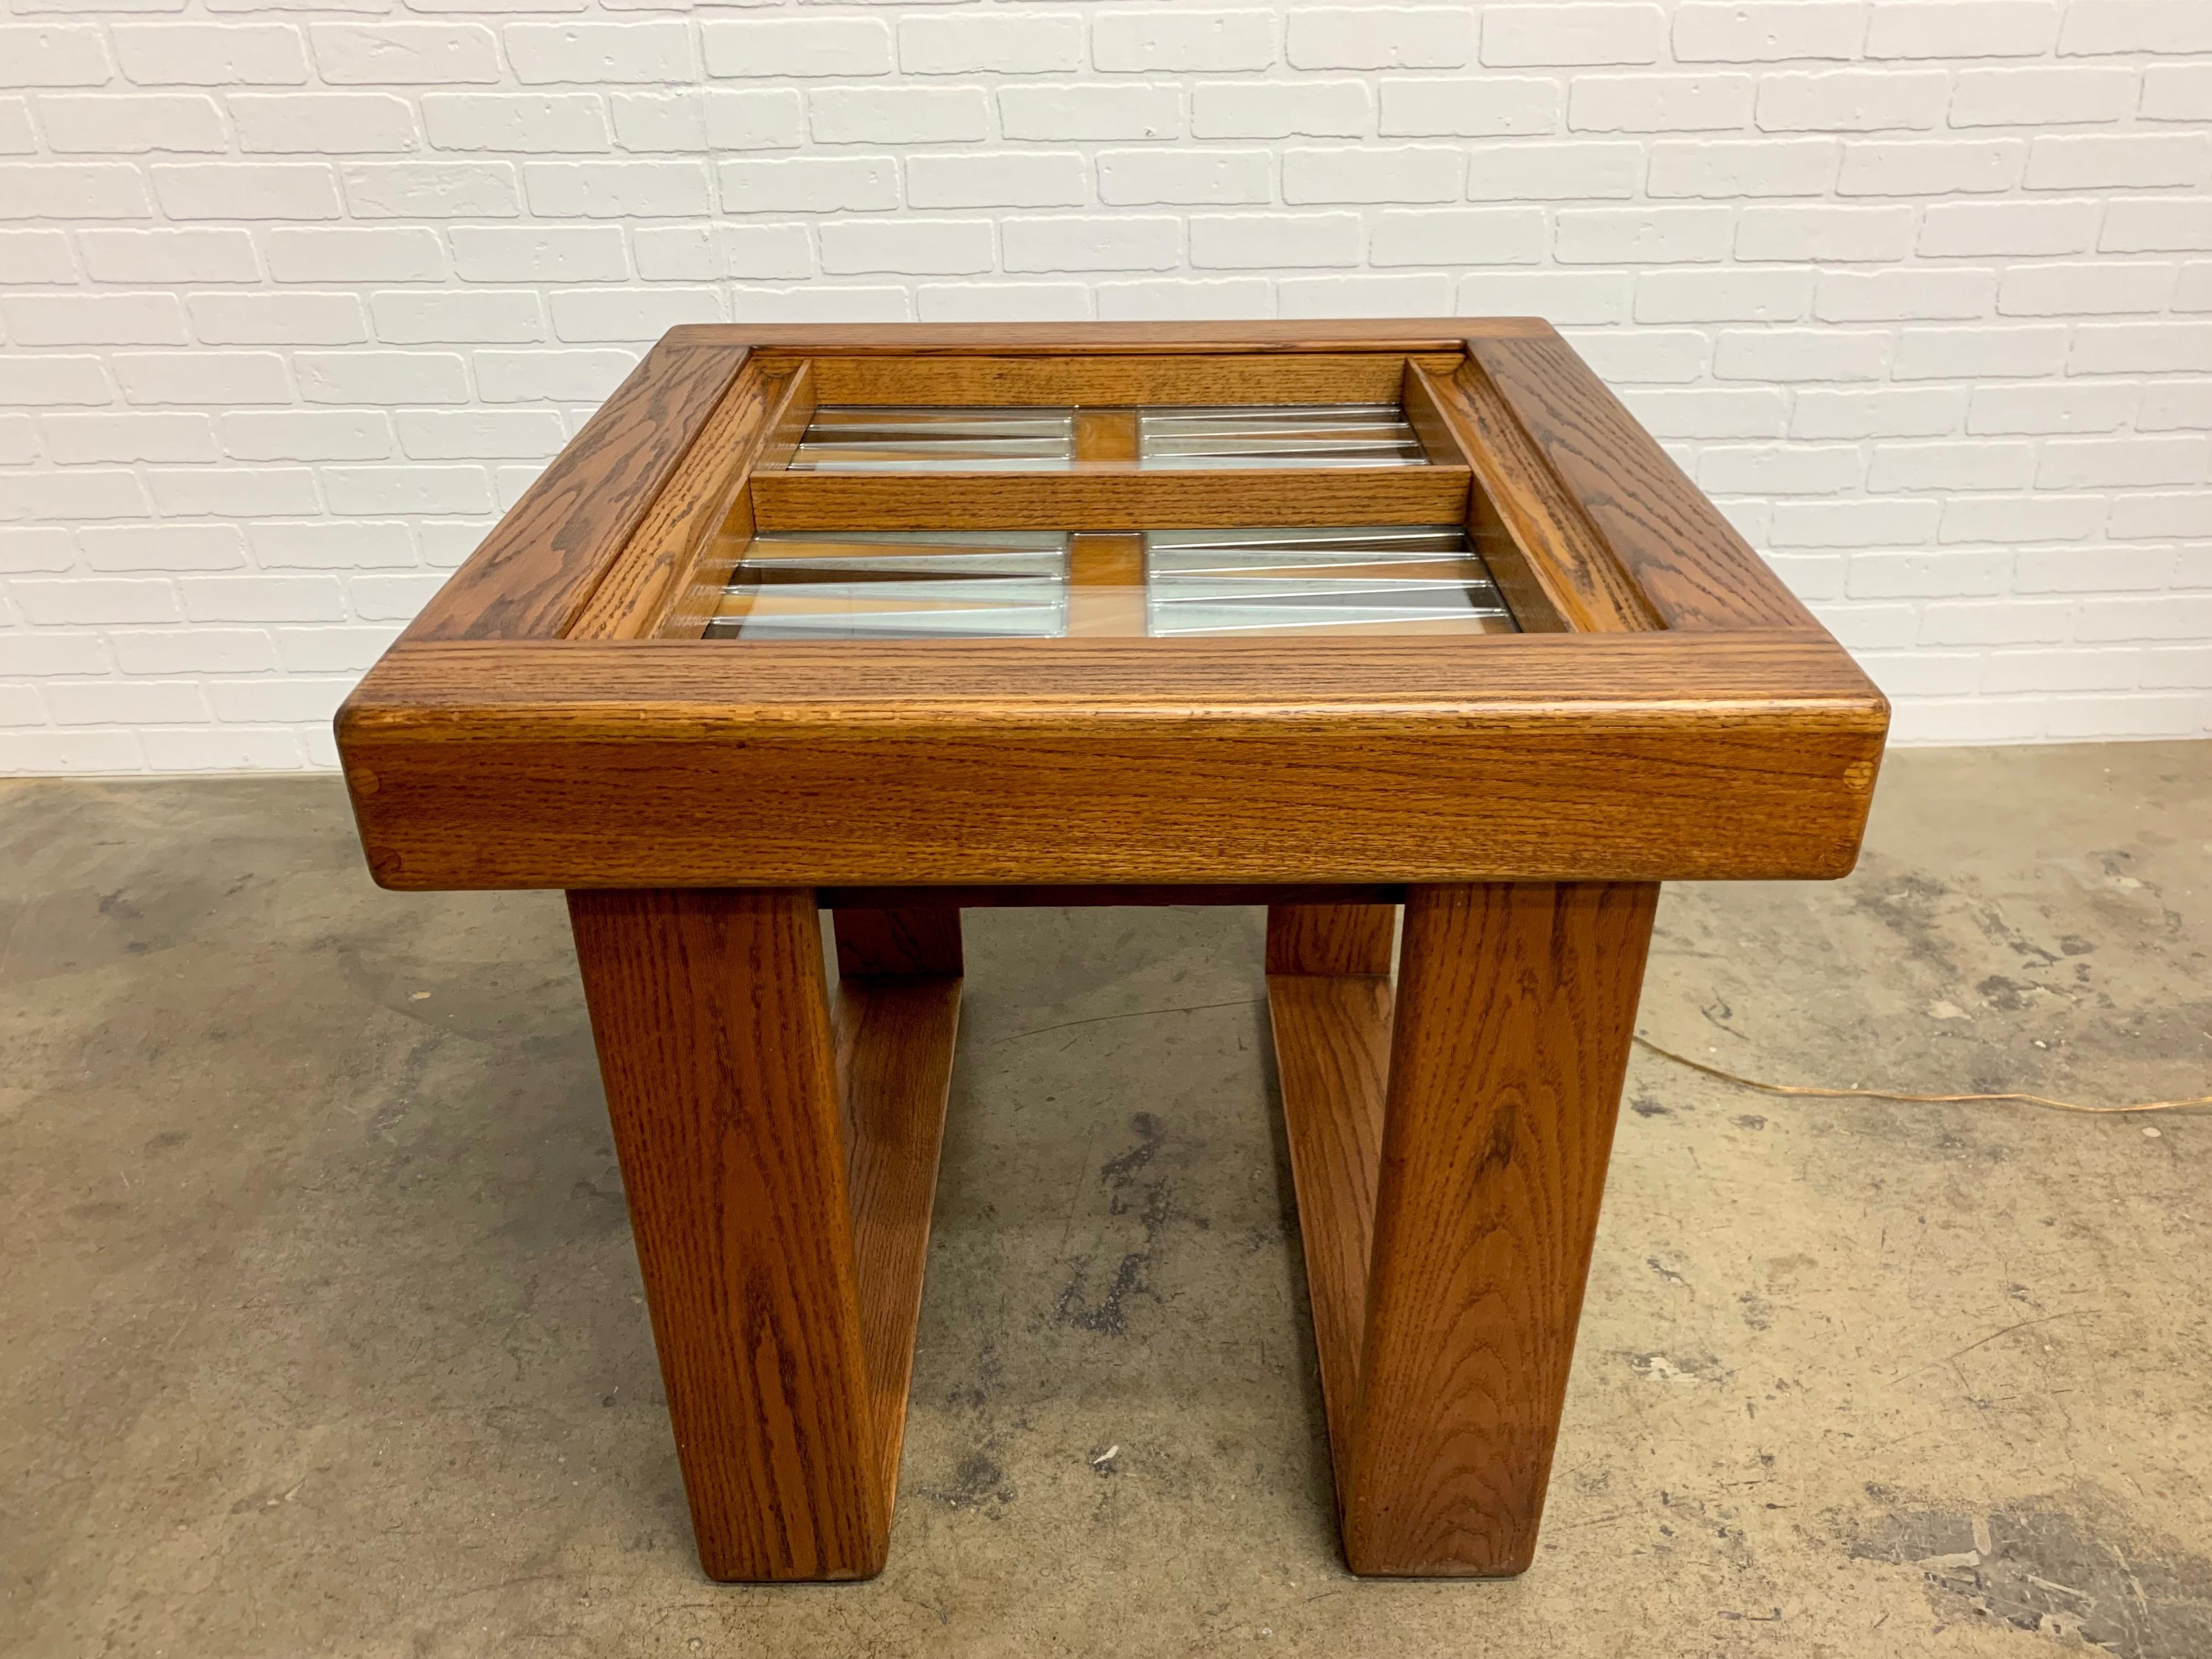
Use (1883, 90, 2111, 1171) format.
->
(3, 743, 2209, 1659)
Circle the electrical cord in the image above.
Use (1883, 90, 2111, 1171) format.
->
(1632, 1036, 2212, 1117)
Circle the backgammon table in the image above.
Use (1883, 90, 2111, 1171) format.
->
(336, 319, 1888, 1582)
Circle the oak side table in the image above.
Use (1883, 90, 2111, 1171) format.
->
(337, 320, 1888, 1583)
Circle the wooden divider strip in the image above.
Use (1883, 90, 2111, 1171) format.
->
(1462, 332, 1816, 633)
(750, 466, 1471, 532)
(1412, 361, 1656, 634)
(789, 351, 1463, 408)
(404, 335, 753, 642)
(570, 362, 811, 640)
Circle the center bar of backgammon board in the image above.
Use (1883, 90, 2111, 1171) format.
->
(1066, 411, 1146, 634)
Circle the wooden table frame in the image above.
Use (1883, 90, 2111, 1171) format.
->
(337, 321, 1887, 1582)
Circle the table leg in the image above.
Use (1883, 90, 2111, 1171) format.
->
(827, 904, 962, 1514)
(1270, 881, 1657, 1577)
(1266, 901, 1397, 1498)
(568, 888, 956, 1582)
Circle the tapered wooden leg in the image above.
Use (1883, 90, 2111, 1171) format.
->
(568, 887, 958, 1583)
(1270, 881, 1658, 1577)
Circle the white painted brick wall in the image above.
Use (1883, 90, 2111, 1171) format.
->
(3, 0, 2210, 773)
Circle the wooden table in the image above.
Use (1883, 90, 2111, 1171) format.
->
(337, 321, 1888, 1583)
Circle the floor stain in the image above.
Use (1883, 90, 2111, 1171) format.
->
(1851, 1493, 2212, 1657)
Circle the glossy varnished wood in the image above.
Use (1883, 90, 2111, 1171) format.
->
(1269, 970, 1391, 1492)
(832, 953, 960, 1501)
(1397, 358, 1470, 473)
(1265, 900, 1399, 1492)
(833, 906, 964, 978)
(565, 886, 889, 1581)
(341, 632, 1885, 889)
(406, 335, 751, 642)
(1066, 531, 1147, 637)
(824, 885, 1405, 910)
(707, 319, 1527, 353)
(337, 319, 1892, 1587)
(1341, 881, 1657, 1575)
(774, 350, 1465, 407)
(748, 463, 1470, 532)
(1267, 903, 1396, 975)
(1464, 331, 1816, 632)
(1420, 360, 1656, 634)
(1071, 406, 1141, 467)
(343, 318, 1887, 901)
(567, 360, 804, 641)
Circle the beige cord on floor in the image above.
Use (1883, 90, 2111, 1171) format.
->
(1632, 1036, 2212, 1117)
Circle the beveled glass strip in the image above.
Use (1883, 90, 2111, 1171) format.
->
(738, 531, 1067, 573)
(790, 405, 1076, 472)
(1146, 610, 1509, 637)
(707, 608, 1065, 640)
(714, 528, 1070, 639)
(799, 424, 1071, 439)
(744, 553, 1066, 578)
(1149, 554, 1473, 579)
(1138, 404, 1427, 471)
(1148, 526, 1469, 548)
(789, 452, 1074, 473)
(1142, 523, 1520, 637)
(1150, 578, 1507, 605)
(734, 578, 1065, 608)
(807, 407, 1071, 430)
(1142, 425, 1418, 444)
(747, 529, 1069, 552)
(1141, 404, 1414, 423)
(1139, 449, 1428, 469)
(1144, 435, 1426, 453)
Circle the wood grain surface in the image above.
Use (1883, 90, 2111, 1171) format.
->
(565, 887, 889, 1581)
(1072, 406, 1141, 466)
(1265, 896, 1401, 1498)
(1420, 360, 1657, 634)
(748, 464, 1470, 532)
(340, 631, 1885, 889)
(1339, 881, 1657, 1576)
(1269, 971, 1391, 1493)
(1067, 531, 1147, 637)
(834, 970, 960, 1502)
(1465, 330, 1817, 632)
(822, 885, 1406, 910)
(404, 335, 752, 642)
(833, 907, 965, 977)
(786, 351, 1464, 408)
(758, 357, 819, 471)
(684, 319, 1543, 354)
(340, 321, 1894, 1589)
(566, 360, 801, 641)
(1267, 904, 1396, 975)
(654, 492, 750, 642)
(1398, 358, 1469, 470)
